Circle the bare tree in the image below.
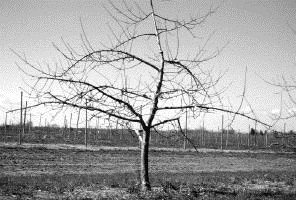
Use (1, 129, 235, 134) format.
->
(14, 0, 269, 191)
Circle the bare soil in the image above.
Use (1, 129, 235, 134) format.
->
(0, 143, 295, 176)
(0, 143, 296, 199)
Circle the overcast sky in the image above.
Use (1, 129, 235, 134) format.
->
(1, 0, 296, 132)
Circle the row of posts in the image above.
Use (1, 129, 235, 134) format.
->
(5, 92, 286, 149)
(5, 92, 90, 147)
(182, 114, 278, 150)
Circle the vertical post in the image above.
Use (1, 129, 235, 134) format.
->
(108, 120, 112, 140)
(63, 115, 67, 138)
(63, 115, 66, 140)
(254, 121, 257, 147)
(226, 125, 229, 149)
(115, 120, 118, 142)
(239, 130, 242, 148)
(76, 108, 81, 139)
(202, 121, 205, 147)
(265, 130, 268, 147)
(221, 115, 224, 150)
(166, 126, 169, 147)
(23, 101, 27, 135)
(283, 123, 286, 146)
(19, 91, 23, 145)
(39, 115, 42, 127)
(237, 130, 240, 149)
(94, 118, 97, 141)
(4, 112, 7, 135)
(85, 100, 88, 147)
(69, 113, 72, 140)
(121, 121, 123, 141)
(183, 108, 188, 149)
(97, 118, 100, 140)
(216, 126, 219, 147)
(45, 118, 47, 135)
(64, 115, 67, 128)
(28, 113, 32, 134)
(248, 124, 250, 148)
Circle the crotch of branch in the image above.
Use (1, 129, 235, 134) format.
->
(134, 129, 144, 143)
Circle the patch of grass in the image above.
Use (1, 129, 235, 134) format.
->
(1, 171, 295, 199)
(0, 173, 139, 197)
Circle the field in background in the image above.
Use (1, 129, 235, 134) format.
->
(1, 125, 296, 152)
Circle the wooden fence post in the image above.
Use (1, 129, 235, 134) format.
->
(248, 124, 250, 148)
(221, 115, 224, 150)
(94, 118, 98, 141)
(237, 131, 240, 149)
(85, 100, 88, 147)
(23, 101, 27, 136)
(76, 109, 81, 139)
(202, 121, 205, 147)
(19, 91, 23, 145)
(63, 115, 67, 139)
(216, 127, 219, 147)
(121, 121, 124, 141)
(108, 120, 112, 140)
(39, 115, 41, 127)
(226, 125, 229, 149)
(28, 113, 31, 134)
(254, 122, 257, 147)
(45, 118, 48, 135)
(69, 113, 72, 140)
(97, 118, 100, 140)
(4, 112, 7, 135)
(265, 131, 268, 147)
(116, 120, 119, 141)
(183, 108, 188, 149)
(283, 123, 286, 146)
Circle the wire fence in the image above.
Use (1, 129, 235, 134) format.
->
(1, 124, 295, 152)
(1, 91, 295, 152)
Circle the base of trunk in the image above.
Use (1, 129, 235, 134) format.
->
(141, 181, 151, 191)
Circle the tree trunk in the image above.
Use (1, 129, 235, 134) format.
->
(140, 129, 151, 191)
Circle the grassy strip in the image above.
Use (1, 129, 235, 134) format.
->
(1, 171, 296, 199)
(1, 145, 295, 159)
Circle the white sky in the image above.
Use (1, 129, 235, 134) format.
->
(0, 0, 296, 132)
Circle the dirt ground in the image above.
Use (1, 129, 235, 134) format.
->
(1, 143, 296, 199)
(0, 142, 295, 176)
